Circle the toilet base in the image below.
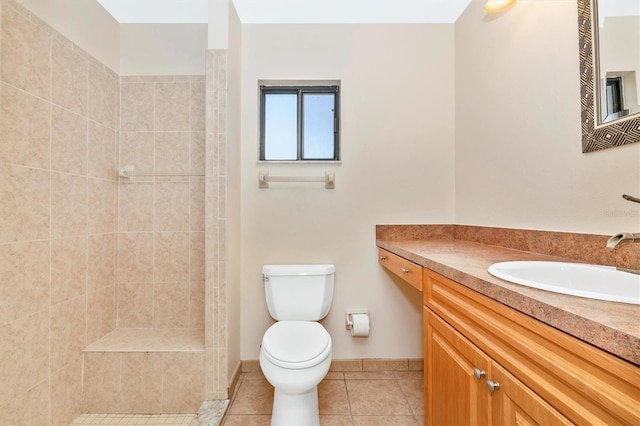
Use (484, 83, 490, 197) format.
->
(271, 386, 319, 426)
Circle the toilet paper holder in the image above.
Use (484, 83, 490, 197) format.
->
(345, 310, 370, 331)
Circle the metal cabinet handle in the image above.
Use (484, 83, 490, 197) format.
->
(473, 368, 486, 380)
(486, 380, 500, 393)
(380, 256, 387, 261)
(402, 268, 410, 274)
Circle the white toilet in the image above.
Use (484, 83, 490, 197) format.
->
(259, 264, 335, 426)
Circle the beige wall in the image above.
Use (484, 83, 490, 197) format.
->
(117, 76, 206, 329)
(455, 0, 640, 234)
(239, 24, 456, 360)
(0, 0, 117, 422)
(120, 24, 208, 76)
(226, 1, 242, 385)
(14, 0, 119, 71)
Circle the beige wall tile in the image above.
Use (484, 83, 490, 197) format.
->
(117, 281, 153, 328)
(363, 359, 409, 372)
(51, 105, 87, 174)
(87, 233, 115, 295)
(119, 352, 163, 414)
(86, 285, 115, 344)
(119, 131, 155, 172)
(88, 63, 117, 129)
(50, 295, 86, 372)
(88, 178, 116, 234)
(0, 82, 50, 169)
(162, 352, 204, 413)
(155, 131, 189, 172)
(0, 240, 49, 325)
(153, 281, 189, 328)
(120, 82, 155, 131)
(51, 172, 87, 239)
(155, 82, 190, 131)
(155, 181, 190, 231)
(0, 164, 50, 244)
(191, 82, 205, 131)
(82, 352, 121, 413)
(154, 232, 189, 282)
(190, 231, 205, 282)
(50, 236, 86, 306)
(190, 131, 206, 174)
(88, 121, 116, 180)
(0, 6, 50, 99)
(0, 379, 49, 426)
(190, 280, 205, 328)
(0, 311, 49, 406)
(51, 37, 88, 115)
(118, 182, 154, 232)
(118, 233, 154, 283)
(49, 358, 82, 425)
(190, 180, 205, 231)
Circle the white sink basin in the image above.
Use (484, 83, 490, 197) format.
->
(488, 261, 640, 305)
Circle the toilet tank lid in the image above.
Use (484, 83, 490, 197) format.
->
(263, 264, 335, 276)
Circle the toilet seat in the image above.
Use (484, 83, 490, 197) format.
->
(262, 321, 331, 370)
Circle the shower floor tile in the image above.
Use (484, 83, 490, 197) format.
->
(70, 414, 195, 425)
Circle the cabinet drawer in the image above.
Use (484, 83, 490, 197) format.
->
(378, 248, 422, 291)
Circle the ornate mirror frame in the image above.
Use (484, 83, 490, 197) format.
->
(578, 0, 640, 153)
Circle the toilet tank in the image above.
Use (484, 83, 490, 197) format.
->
(263, 264, 335, 321)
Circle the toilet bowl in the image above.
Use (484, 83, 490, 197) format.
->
(260, 264, 335, 426)
(259, 321, 332, 425)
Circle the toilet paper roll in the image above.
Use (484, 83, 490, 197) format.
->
(350, 313, 370, 337)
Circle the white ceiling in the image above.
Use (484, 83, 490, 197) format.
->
(97, 0, 473, 24)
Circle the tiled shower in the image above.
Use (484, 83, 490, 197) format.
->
(0, 0, 230, 423)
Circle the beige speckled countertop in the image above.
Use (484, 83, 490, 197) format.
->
(377, 238, 640, 367)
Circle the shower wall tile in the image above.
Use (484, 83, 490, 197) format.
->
(0, 82, 50, 169)
(155, 82, 190, 131)
(118, 233, 154, 283)
(191, 131, 206, 174)
(50, 358, 82, 426)
(0, 164, 50, 244)
(86, 285, 115, 345)
(118, 182, 154, 232)
(120, 82, 155, 131)
(88, 62, 117, 128)
(119, 352, 163, 414)
(88, 121, 116, 180)
(190, 181, 205, 231)
(88, 178, 116, 234)
(87, 233, 115, 295)
(50, 295, 86, 372)
(81, 352, 121, 413)
(117, 281, 153, 328)
(190, 232, 205, 281)
(51, 105, 87, 174)
(154, 232, 190, 282)
(119, 131, 155, 172)
(153, 281, 190, 328)
(51, 172, 87, 239)
(162, 352, 205, 413)
(0, 240, 49, 325)
(51, 37, 87, 115)
(190, 280, 205, 329)
(50, 236, 86, 306)
(0, 1, 118, 422)
(155, 131, 190, 172)
(155, 181, 190, 231)
(0, 4, 50, 99)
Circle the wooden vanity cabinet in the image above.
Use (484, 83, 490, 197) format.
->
(378, 248, 422, 291)
(423, 268, 640, 426)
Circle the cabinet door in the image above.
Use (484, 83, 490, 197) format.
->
(424, 306, 491, 426)
(490, 363, 572, 426)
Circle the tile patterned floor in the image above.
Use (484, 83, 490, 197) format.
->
(70, 414, 195, 425)
(222, 370, 425, 426)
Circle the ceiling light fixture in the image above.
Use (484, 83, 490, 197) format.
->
(484, 0, 516, 13)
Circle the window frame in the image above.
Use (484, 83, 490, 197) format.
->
(259, 84, 340, 162)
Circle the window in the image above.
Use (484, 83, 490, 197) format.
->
(260, 85, 340, 161)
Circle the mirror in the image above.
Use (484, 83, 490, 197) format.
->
(578, 0, 640, 152)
